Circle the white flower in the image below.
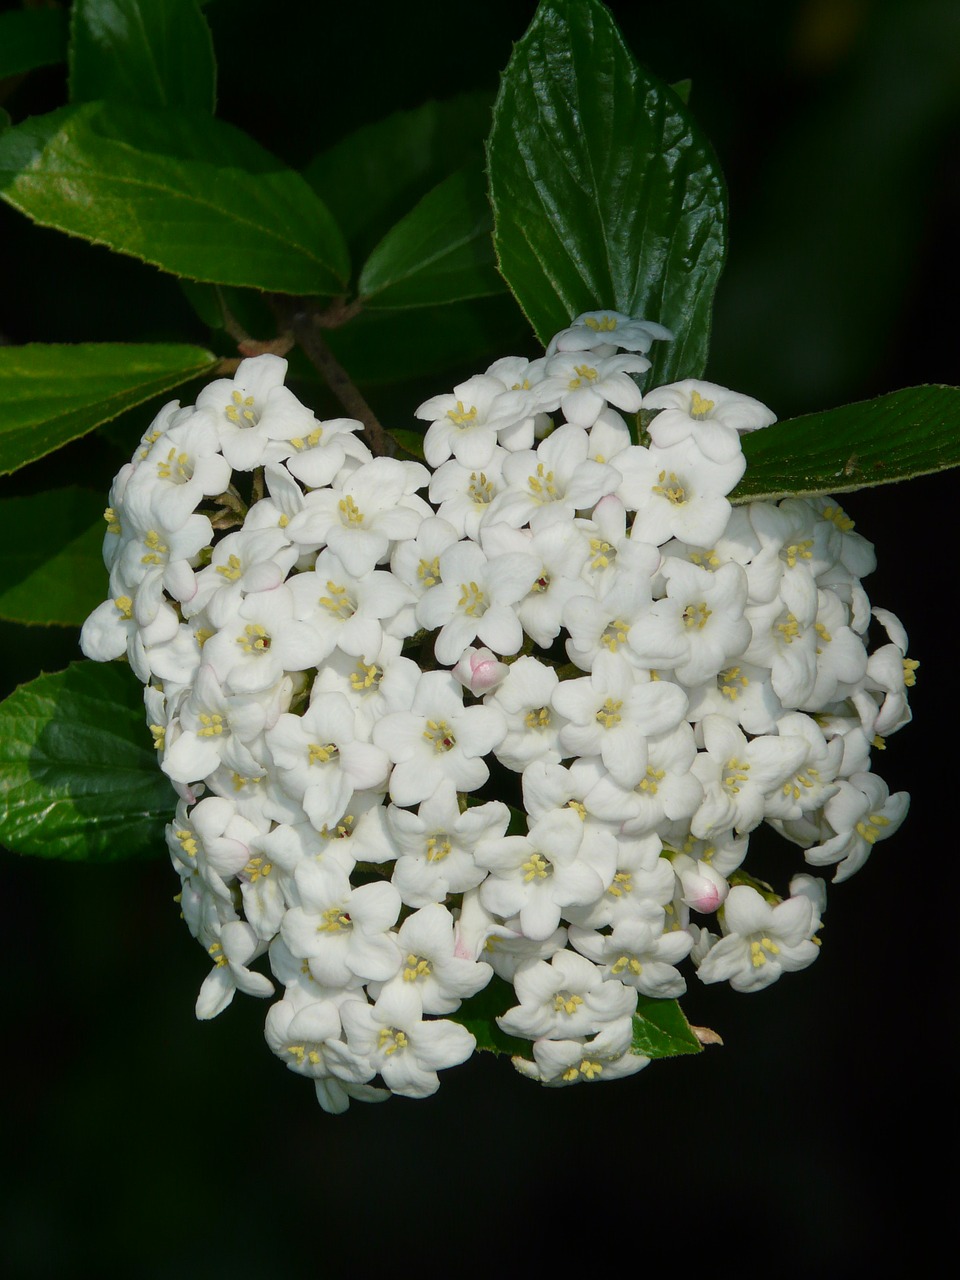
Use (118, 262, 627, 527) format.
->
(521, 1015, 649, 1086)
(368, 904, 493, 1014)
(568, 901, 693, 998)
(196, 920, 274, 1019)
(339, 983, 476, 1099)
(476, 807, 613, 941)
(196, 354, 318, 471)
(373, 671, 506, 806)
(497, 949, 637, 1040)
(696, 884, 822, 993)
(386, 780, 509, 908)
(643, 379, 775, 461)
(416, 539, 538, 665)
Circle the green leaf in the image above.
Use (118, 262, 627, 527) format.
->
(631, 996, 702, 1059)
(487, 0, 726, 385)
(0, 488, 106, 627)
(734, 384, 960, 503)
(304, 91, 493, 261)
(359, 168, 505, 309)
(386, 428, 425, 461)
(670, 78, 692, 105)
(449, 975, 532, 1058)
(0, 108, 10, 136)
(69, 0, 216, 111)
(0, 102, 349, 295)
(0, 342, 217, 475)
(0, 661, 175, 861)
(0, 8, 68, 80)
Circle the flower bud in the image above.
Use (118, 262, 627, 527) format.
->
(680, 860, 729, 914)
(452, 646, 509, 695)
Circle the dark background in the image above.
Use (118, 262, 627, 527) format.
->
(1, 0, 956, 1274)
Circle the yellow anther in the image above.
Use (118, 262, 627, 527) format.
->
(423, 719, 456, 752)
(554, 992, 584, 1016)
(822, 504, 855, 532)
(532, 571, 551, 593)
(608, 871, 633, 898)
(224, 390, 258, 425)
(458, 581, 486, 617)
(855, 813, 890, 844)
(722, 757, 751, 794)
(318, 581, 354, 618)
(104, 507, 121, 534)
(350, 661, 383, 692)
(589, 538, 615, 570)
(611, 954, 643, 977)
(682, 602, 712, 630)
(689, 390, 715, 419)
(652, 470, 687, 505)
(140, 529, 168, 565)
(418, 557, 440, 587)
(216, 554, 243, 581)
(114, 595, 133, 620)
(637, 767, 664, 794)
(149, 723, 165, 751)
(522, 852, 550, 881)
(567, 799, 587, 821)
(525, 706, 552, 730)
(208, 941, 228, 968)
(584, 315, 617, 332)
(527, 462, 558, 501)
(278, 512, 290, 528)
(719, 667, 749, 700)
(426, 833, 452, 862)
(318, 906, 352, 932)
(237, 623, 271, 653)
(403, 954, 432, 982)
(243, 856, 272, 882)
(690, 549, 720, 569)
(378, 1027, 409, 1056)
(446, 400, 478, 426)
(872, 734, 887, 750)
(903, 658, 919, 687)
(198, 712, 225, 737)
(320, 815, 355, 841)
(308, 742, 339, 766)
(568, 363, 599, 389)
(595, 697, 623, 729)
(468, 472, 494, 505)
(195, 626, 214, 648)
(157, 448, 191, 482)
(601, 617, 630, 652)
(776, 613, 800, 644)
(578, 1059, 603, 1080)
(338, 494, 365, 526)
(783, 539, 814, 569)
(176, 828, 198, 859)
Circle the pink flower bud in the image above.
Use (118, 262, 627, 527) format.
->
(680, 861, 729, 914)
(452, 646, 509, 695)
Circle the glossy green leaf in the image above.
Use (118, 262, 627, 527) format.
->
(0, 661, 175, 861)
(631, 996, 702, 1059)
(386, 428, 425, 461)
(734, 384, 960, 502)
(0, 102, 349, 294)
(0, 342, 217, 475)
(359, 168, 505, 309)
(487, 0, 726, 385)
(69, 0, 216, 111)
(0, 488, 106, 627)
(0, 8, 68, 80)
(304, 91, 493, 260)
(450, 975, 532, 1058)
(670, 78, 692, 105)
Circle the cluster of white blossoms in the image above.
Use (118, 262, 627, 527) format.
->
(81, 311, 916, 1111)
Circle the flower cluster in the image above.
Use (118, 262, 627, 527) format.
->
(81, 312, 915, 1110)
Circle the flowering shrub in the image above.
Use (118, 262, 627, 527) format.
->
(79, 310, 915, 1110)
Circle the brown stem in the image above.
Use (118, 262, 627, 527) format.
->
(271, 298, 393, 457)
